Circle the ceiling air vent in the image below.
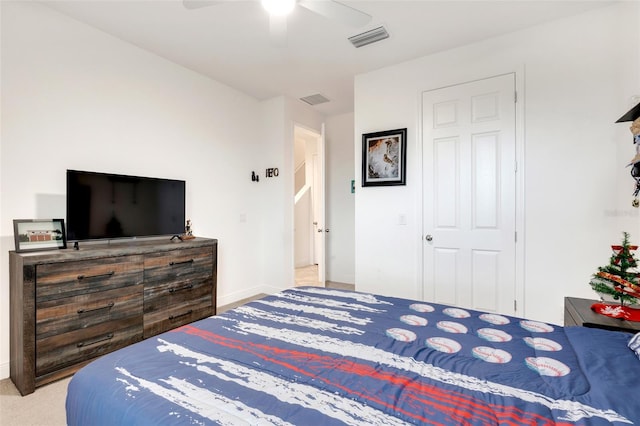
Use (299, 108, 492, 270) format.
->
(348, 26, 389, 48)
(300, 93, 330, 106)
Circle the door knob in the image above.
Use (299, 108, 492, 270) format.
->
(425, 235, 433, 242)
(325, 229, 329, 233)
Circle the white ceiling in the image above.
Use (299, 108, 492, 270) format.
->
(43, 0, 614, 116)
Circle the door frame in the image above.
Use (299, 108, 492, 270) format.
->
(417, 70, 526, 317)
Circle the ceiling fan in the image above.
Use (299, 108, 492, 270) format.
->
(183, 0, 372, 46)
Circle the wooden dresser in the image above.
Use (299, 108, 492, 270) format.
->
(9, 237, 217, 395)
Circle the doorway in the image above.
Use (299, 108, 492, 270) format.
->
(293, 124, 325, 287)
(422, 74, 519, 316)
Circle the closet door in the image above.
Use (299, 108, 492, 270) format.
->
(422, 74, 517, 315)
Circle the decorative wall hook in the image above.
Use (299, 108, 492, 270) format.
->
(251, 171, 259, 182)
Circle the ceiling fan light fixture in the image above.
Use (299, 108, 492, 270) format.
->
(261, 0, 296, 16)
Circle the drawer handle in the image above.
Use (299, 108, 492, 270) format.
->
(169, 310, 193, 321)
(77, 333, 114, 348)
(77, 301, 115, 315)
(169, 259, 194, 267)
(169, 284, 194, 294)
(77, 271, 115, 281)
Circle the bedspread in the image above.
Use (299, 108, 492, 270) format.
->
(66, 287, 640, 425)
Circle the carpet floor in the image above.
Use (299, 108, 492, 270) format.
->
(0, 375, 69, 426)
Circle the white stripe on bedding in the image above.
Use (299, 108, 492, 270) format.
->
(253, 299, 372, 325)
(293, 287, 393, 305)
(234, 305, 366, 335)
(154, 339, 411, 426)
(274, 292, 386, 313)
(116, 367, 293, 426)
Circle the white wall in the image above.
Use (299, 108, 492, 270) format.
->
(294, 188, 312, 267)
(355, 2, 640, 325)
(0, 1, 304, 379)
(325, 112, 355, 284)
(256, 97, 324, 293)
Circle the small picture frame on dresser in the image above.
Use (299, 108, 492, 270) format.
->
(13, 219, 67, 252)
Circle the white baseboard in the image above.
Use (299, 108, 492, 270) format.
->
(217, 285, 284, 308)
(1, 361, 10, 380)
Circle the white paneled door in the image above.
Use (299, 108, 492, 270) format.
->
(422, 74, 517, 315)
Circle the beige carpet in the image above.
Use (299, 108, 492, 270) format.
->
(0, 376, 69, 426)
(0, 280, 354, 425)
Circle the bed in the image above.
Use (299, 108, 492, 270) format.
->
(66, 286, 640, 425)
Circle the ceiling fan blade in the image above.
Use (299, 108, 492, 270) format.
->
(298, 0, 371, 28)
(269, 14, 288, 47)
(182, 0, 224, 10)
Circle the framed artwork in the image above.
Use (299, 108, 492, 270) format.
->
(362, 128, 407, 187)
(13, 219, 67, 253)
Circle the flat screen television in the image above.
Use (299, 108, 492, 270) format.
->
(66, 169, 185, 241)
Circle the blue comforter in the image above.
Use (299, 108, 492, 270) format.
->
(66, 287, 640, 425)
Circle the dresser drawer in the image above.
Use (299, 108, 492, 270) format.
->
(143, 304, 213, 338)
(35, 316, 142, 377)
(143, 247, 213, 285)
(36, 256, 144, 302)
(144, 276, 212, 309)
(36, 284, 143, 339)
(143, 278, 213, 337)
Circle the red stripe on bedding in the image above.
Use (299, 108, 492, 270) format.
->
(176, 325, 556, 425)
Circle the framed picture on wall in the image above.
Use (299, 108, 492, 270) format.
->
(13, 219, 67, 253)
(362, 128, 407, 187)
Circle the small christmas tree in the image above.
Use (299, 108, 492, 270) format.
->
(589, 232, 640, 307)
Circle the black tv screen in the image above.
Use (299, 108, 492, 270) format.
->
(66, 170, 185, 241)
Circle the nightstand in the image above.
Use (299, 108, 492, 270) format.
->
(564, 297, 640, 333)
